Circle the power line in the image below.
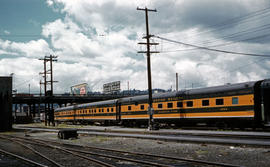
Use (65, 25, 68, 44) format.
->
(178, 6, 270, 39)
(154, 35, 270, 57)
(161, 32, 270, 53)
(195, 23, 270, 46)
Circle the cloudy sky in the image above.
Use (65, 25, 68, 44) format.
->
(1, 0, 270, 94)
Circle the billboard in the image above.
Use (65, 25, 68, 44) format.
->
(103, 81, 121, 94)
(71, 83, 88, 95)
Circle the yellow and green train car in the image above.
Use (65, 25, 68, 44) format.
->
(55, 79, 270, 128)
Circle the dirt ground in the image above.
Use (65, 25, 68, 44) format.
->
(16, 131, 270, 167)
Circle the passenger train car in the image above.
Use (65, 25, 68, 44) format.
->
(54, 79, 270, 128)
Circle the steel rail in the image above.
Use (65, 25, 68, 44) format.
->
(11, 135, 243, 167)
(64, 141, 243, 167)
(0, 148, 48, 167)
(62, 147, 174, 167)
(0, 136, 64, 167)
(40, 137, 243, 167)
(10, 136, 174, 167)
(9, 136, 116, 167)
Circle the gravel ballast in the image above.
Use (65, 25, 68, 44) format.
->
(24, 132, 270, 167)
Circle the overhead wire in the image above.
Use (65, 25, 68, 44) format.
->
(178, 6, 270, 39)
(161, 32, 270, 53)
(194, 23, 270, 46)
(154, 35, 270, 57)
(157, 5, 270, 50)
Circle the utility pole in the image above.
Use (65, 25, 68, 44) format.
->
(137, 7, 159, 130)
(39, 55, 58, 126)
(176, 73, 178, 91)
(39, 80, 41, 121)
(127, 81, 129, 95)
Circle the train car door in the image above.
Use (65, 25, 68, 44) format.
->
(261, 80, 270, 126)
(116, 101, 121, 123)
(73, 105, 77, 123)
(177, 101, 185, 118)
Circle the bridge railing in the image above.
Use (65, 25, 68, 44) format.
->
(12, 93, 133, 98)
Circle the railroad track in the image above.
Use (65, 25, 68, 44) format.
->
(13, 126, 270, 147)
(0, 135, 113, 167)
(0, 134, 242, 167)
(0, 148, 47, 167)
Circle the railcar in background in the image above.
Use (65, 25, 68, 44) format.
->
(55, 79, 270, 129)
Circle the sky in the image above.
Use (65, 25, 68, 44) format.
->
(1, 0, 270, 94)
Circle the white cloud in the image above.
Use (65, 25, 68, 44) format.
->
(4, 30, 10, 35)
(46, 0, 54, 6)
(33, 0, 270, 92)
(0, 57, 42, 93)
(0, 39, 52, 58)
(2, 0, 270, 94)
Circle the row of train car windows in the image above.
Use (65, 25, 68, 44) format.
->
(128, 105, 145, 111)
(161, 97, 238, 108)
(78, 108, 114, 114)
(127, 97, 239, 110)
(62, 97, 240, 114)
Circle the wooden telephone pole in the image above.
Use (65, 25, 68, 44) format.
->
(39, 55, 58, 126)
(137, 7, 159, 130)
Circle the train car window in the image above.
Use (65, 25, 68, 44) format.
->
(94, 109, 96, 113)
(107, 108, 109, 112)
(102, 109, 104, 112)
(177, 102, 183, 107)
(135, 102, 138, 106)
(232, 97, 238, 104)
(111, 108, 114, 112)
(128, 106, 132, 110)
(216, 99, 224, 105)
(99, 109, 101, 112)
(140, 105, 145, 110)
(167, 103, 173, 108)
(186, 101, 193, 107)
(158, 104, 163, 108)
(202, 100, 209, 106)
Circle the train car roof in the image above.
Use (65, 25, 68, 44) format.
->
(119, 91, 178, 103)
(119, 80, 259, 103)
(179, 80, 258, 96)
(55, 105, 74, 112)
(55, 80, 261, 111)
(77, 99, 118, 108)
(55, 99, 117, 111)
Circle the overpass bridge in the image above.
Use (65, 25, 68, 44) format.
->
(12, 93, 132, 122)
(13, 94, 130, 106)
